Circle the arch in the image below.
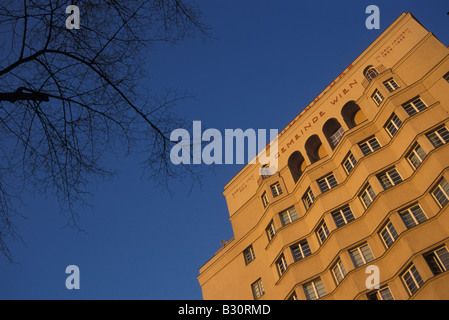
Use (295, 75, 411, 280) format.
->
(363, 65, 379, 82)
(288, 151, 306, 184)
(341, 101, 367, 130)
(305, 135, 327, 164)
(322, 118, 345, 149)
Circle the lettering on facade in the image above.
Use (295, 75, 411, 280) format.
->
(375, 28, 411, 62)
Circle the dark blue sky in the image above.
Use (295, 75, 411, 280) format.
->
(1, 1, 448, 299)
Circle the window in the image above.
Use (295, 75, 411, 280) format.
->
(261, 192, 269, 208)
(364, 66, 379, 82)
(332, 205, 355, 228)
(349, 243, 374, 268)
(302, 188, 315, 210)
(359, 137, 381, 156)
(431, 178, 449, 207)
(243, 245, 256, 265)
(423, 246, 449, 276)
(279, 207, 298, 226)
(266, 220, 277, 242)
(371, 89, 384, 106)
(288, 292, 298, 300)
(402, 97, 427, 117)
(401, 265, 424, 296)
(317, 173, 338, 193)
(360, 184, 376, 209)
(443, 72, 449, 83)
(377, 168, 403, 190)
(343, 152, 357, 175)
(399, 204, 427, 229)
(270, 182, 283, 197)
(303, 278, 326, 300)
(251, 279, 265, 300)
(332, 260, 347, 284)
(384, 113, 402, 137)
(367, 287, 394, 300)
(383, 78, 400, 92)
(330, 127, 345, 147)
(379, 221, 399, 248)
(276, 255, 288, 276)
(316, 221, 330, 244)
(290, 240, 311, 262)
(407, 144, 427, 170)
(426, 126, 449, 148)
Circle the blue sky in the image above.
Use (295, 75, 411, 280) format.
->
(1, 1, 448, 300)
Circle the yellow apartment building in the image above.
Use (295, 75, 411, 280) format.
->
(198, 12, 449, 300)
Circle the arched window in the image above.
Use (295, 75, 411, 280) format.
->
(288, 151, 306, 183)
(364, 65, 379, 82)
(323, 118, 345, 149)
(305, 135, 327, 164)
(341, 101, 367, 130)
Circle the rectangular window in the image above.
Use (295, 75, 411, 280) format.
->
(303, 278, 326, 300)
(384, 113, 402, 137)
(243, 245, 256, 265)
(426, 126, 449, 148)
(251, 279, 265, 300)
(402, 97, 427, 117)
(332, 205, 355, 228)
(407, 144, 427, 170)
(343, 152, 357, 175)
(261, 192, 269, 208)
(377, 168, 403, 190)
(401, 265, 424, 296)
(266, 220, 277, 242)
(302, 188, 315, 210)
(383, 78, 400, 92)
(316, 221, 330, 245)
(349, 243, 374, 268)
(360, 184, 376, 209)
(371, 89, 384, 106)
(359, 137, 381, 156)
(332, 260, 347, 284)
(399, 204, 427, 229)
(279, 207, 299, 226)
(270, 182, 283, 197)
(367, 287, 394, 300)
(330, 127, 345, 147)
(288, 292, 298, 300)
(443, 72, 449, 83)
(423, 246, 449, 276)
(431, 178, 449, 207)
(290, 240, 311, 262)
(317, 173, 338, 193)
(276, 254, 288, 276)
(379, 221, 399, 248)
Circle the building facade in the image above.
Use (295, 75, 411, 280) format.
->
(198, 13, 449, 300)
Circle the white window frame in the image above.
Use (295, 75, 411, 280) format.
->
(332, 205, 355, 228)
(423, 246, 449, 275)
(359, 137, 381, 156)
(251, 278, 265, 300)
(266, 220, 277, 242)
(261, 192, 269, 208)
(243, 245, 256, 265)
(303, 278, 326, 300)
(401, 265, 423, 296)
(383, 78, 400, 92)
(431, 178, 449, 208)
(367, 287, 395, 300)
(365, 67, 379, 82)
(377, 168, 403, 190)
(384, 113, 402, 137)
(399, 204, 427, 229)
(332, 260, 347, 284)
(407, 144, 427, 170)
(316, 221, 330, 245)
(371, 89, 384, 106)
(290, 240, 311, 262)
(379, 221, 398, 249)
(343, 152, 357, 175)
(270, 182, 283, 197)
(402, 97, 427, 116)
(349, 243, 374, 268)
(276, 254, 288, 276)
(279, 207, 298, 226)
(302, 188, 315, 210)
(317, 173, 338, 193)
(427, 126, 449, 148)
(360, 184, 376, 209)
